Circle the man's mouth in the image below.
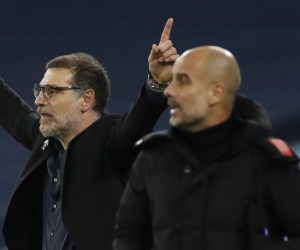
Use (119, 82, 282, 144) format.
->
(40, 113, 52, 117)
(168, 101, 180, 116)
(39, 114, 53, 124)
(170, 108, 178, 115)
(38, 109, 53, 121)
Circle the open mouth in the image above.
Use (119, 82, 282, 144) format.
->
(171, 106, 181, 116)
(168, 102, 180, 116)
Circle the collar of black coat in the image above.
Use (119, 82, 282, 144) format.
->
(170, 119, 235, 161)
(232, 94, 271, 132)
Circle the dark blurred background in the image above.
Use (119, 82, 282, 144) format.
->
(0, 0, 299, 248)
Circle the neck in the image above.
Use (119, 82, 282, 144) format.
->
(187, 106, 231, 133)
(58, 111, 101, 150)
(173, 118, 235, 160)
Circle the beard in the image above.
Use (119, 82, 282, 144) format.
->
(169, 110, 207, 132)
(39, 108, 81, 140)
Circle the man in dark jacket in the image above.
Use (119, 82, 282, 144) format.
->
(0, 19, 178, 250)
(114, 46, 300, 250)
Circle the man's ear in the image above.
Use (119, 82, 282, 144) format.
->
(81, 89, 96, 113)
(209, 82, 225, 105)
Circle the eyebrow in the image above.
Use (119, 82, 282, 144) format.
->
(176, 73, 191, 82)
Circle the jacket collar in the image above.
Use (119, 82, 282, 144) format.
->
(18, 136, 57, 182)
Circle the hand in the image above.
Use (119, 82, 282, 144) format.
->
(148, 18, 179, 84)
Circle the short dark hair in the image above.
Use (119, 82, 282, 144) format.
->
(46, 52, 110, 114)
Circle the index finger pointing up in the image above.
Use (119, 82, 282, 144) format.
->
(160, 18, 174, 43)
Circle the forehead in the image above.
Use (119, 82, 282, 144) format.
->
(41, 68, 73, 86)
(172, 54, 204, 79)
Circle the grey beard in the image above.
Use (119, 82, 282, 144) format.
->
(39, 119, 79, 140)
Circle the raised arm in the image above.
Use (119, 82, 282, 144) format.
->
(108, 19, 178, 172)
(0, 78, 40, 149)
(148, 18, 179, 84)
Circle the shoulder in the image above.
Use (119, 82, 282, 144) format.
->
(257, 137, 299, 164)
(92, 113, 121, 127)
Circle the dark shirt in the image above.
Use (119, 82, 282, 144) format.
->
(42, 140, 76, 250)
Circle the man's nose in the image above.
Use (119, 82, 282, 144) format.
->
(34, 91, 47, 106)
(164, 82, 174, 98)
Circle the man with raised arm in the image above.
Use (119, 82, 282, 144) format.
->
(0, 18, 178, 250)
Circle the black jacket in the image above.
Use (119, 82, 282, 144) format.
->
(0, 78, 166, 250)
(114, 96, 300, 250)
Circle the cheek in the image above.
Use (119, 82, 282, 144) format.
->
(192, 96, 209, 114)
(54, 99, 80, 116)
(51, 106, 70, 121)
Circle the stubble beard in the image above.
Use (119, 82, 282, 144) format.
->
(170, 112, 205, 132)
(39, 111, 81, 140)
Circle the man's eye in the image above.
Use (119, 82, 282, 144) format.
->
(50, 88, 58, 93)
(177, 75, 190, 86)
(178, 79, 189, 86)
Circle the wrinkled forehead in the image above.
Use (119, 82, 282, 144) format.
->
(40, 68, 74, 86)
